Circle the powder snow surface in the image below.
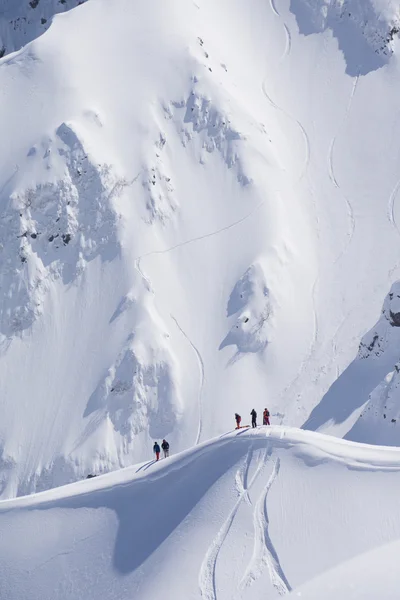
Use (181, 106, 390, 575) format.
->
(1, 427, 400, 600)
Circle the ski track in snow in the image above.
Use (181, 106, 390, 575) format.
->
(136, 200, 265, 269)
(285, 76, 359, 408)
(324, 75, 360, 368)
(327, 75, 359, 257)
(198, 448, 267, 600)
(269, 0, 279, 18)
(387, 176, 400, 239)
(170, 314, 205, 446)
(263, 2, 309, 183)
(235, 445, 254, 505)
(261, 81, 310, 183)
(240, 457, 291, 595)
(282, 24, 292, 59)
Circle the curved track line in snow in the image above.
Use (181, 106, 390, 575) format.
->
(387, 176, 400, 238)
(262, 81, 310, 183)
(136, 200, 265, 268)
(269, 0, 279, 17)
(235, 446, 254, 505)
(199, 448, 268, 600)
(322, 75, 360, 376)
(240, 458, 291, 594)
(279, 266, 320, 419)
(170, 314, 205, 446)
(282, 24, 292, 59)
(327, 75, 359, 255)
(265, 0, 310, 182)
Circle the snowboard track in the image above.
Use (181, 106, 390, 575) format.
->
(388, 176, 400, 239)
(285, 76, 359, 422)
(327, 74, 359, 262)
(263, 1, 309, 182)
(235, 445, 254, 504)
(264, 0, 317, 416)
(198, 448, 268, 600)
(323, 75, 360, 384)
(170, 314, 205, 446)
(240, 456, 291, 594)
(282, 24, 292, 59)
(270, 0, 279, 17)
(261, 81, 310, 183)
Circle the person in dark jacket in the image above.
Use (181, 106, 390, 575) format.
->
(153, 442, 161, 461)
(263, 408, 270, 426)
(235, 413, 241, 429)
(161, 439, 170, 458)
(250, 409, 257, 428)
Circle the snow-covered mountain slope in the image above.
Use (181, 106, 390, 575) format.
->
(2, 427, 400, 600)
(305, 280, 400, 439)
(1, 0, 400, 496)
(289, 538, 400, 600)
(0, 0, 85, 58)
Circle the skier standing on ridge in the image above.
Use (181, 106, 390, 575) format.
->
(250, 409, 257, 428)
(235, 413, 242, 429)
(161, 439, 170, 458)
(263, 408, 270, 426)
(153, 441, 161, 461)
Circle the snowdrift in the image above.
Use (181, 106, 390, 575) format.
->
(1, 427, 400, 599)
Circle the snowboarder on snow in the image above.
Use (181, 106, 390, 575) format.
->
(250, 409, 257, 428)
(153, 442, 161, 461)
(263, 408, 270, 426)
(161, 439, 170, 458)
(235, 413, 242, 429)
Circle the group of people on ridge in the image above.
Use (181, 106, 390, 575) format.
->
(153, 439, 170, 461)
(153, 409, 271, 461)
(235, 408, 270, 429)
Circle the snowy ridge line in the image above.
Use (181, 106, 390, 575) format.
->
(170, 314, 205, 446)
(3, 427, 400, 510)
(240, 456, 291, 595)
(198, 447, 268, 600)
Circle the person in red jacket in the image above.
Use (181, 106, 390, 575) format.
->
(263, 408, 270, 426)
(235, 413, 242, 429)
